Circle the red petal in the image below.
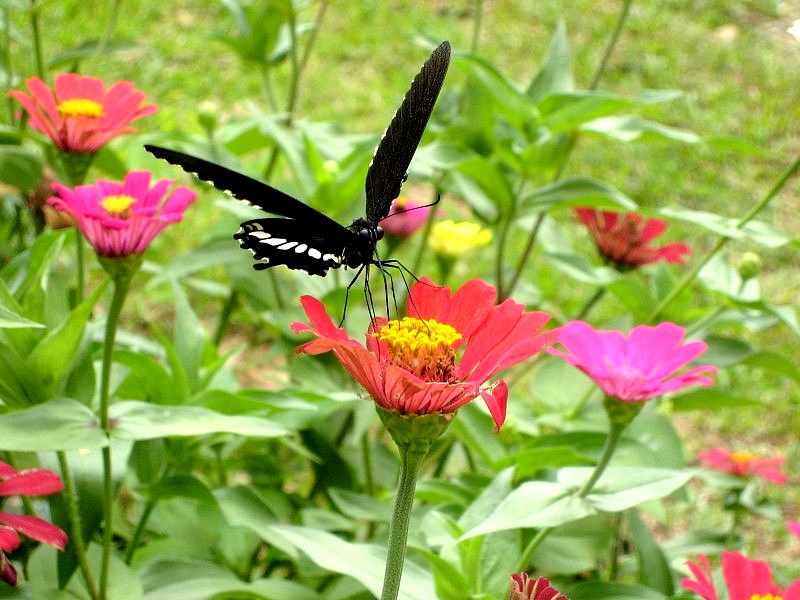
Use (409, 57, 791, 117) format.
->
(0, 551, 17, 585)
(722, 551, 780, 600)
(0, 469, 64, 496)
(480, 380, 508, 431)
(0, 526, 20, 552)
(0, 513, 67, 550)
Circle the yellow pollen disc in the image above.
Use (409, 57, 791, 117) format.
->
(730, 451, 755, 465)
(750, 595, 781, 600)
(374, 317, 462, 381)
(57, 98, 104, 118)
(101, 194, 136, 218)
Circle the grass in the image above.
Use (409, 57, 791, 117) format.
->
(7, 0, 799, 572)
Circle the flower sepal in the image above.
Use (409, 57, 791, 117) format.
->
(58, 149, 94, 186)
(98, 252, 143, 283)
(376, 406, 453, 455)
(602, 395, 645, 430)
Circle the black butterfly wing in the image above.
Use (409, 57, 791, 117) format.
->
(235, 218, 353, 276)
(364, 41, 451, 226)
(144, 144, 346, 233)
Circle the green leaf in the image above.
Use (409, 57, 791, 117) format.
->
(170, 280, 205, 393)
(582, 116, 700, 143)
(0, 279, 43, 328)
(27, 281, 106, 399)
(138, 475, 218, 505)
(543, 252, 620, 285)
(109, 401, 290, 440)
(628, 509, 674, 594)
(265, 524, 436, 600)
(47, 39, 140, 69)
(671, 388, 761, 410)
(462, 481, 591, 538)
(328, 488, 390, 521)
(658, 205, 789, 247)
(449, 159, 514, 221)
(417, 549, 468, 600)
(560, 467, 692, 511)
(538, 92, 633, 134)
(519, 176, 638, 213)
(526, 21, 573, 103)
(0, 398, 105, 451)
(0, 146, 43, 193)
(565, 581, 667, 600)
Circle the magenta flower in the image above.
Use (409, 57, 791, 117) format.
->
(291, 278, 556, 430)
(382, 196, 431, 237)
(787, 521, 800, 540)
(0, 462, 68, 586)
(575, 208, 690, 268)
(698, 447, 787, 484)
(682, 551, 800, 600)
(508, 573, 569, 600)
(547, 321, 716, 402)
(48, 171, 197, 257)
(8, 73, 157, 154)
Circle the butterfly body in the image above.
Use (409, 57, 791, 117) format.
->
(145, 40, 450, 279)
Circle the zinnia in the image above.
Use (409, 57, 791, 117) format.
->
(547, 321, 716, 402)
(382, 197, 431, 237)
(8, 73, 157, 154)
(429, 219, 492, 258)
(682, 551, 800, 600)
(508, 573, 570, 600)
(0, 461, 68, 586)
(698, 447, 786, 484)
(291, 278, 555, 430)
(48, 171, 197, 257)
(575, 208, 690, 268)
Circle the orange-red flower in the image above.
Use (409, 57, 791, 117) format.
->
(575, 208, 690, 268)
(508, 573, 569, 600)
(0, 461, 67, 586)
(697, 447, 786, 484)
(8, 73, 157, 153)
(291, 278, 555, 430)
(682, 551, 800, 600)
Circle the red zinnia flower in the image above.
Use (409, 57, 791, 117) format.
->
(0, 461, 68, 586)
(547, 321, 716, 402)
(291, 278, 555, 430)
(48, 171, 197, 257)
(382, 197, 431, 238)
(8, 73, 157, 154)
(697, 447, 787, 484)
(574, 208, 690, 268)
(682, 551, 800, 600)
(508, 573, 569, 600)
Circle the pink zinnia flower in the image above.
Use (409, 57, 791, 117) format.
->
(697, 447, 787, 484)
(547, 321, 716, 402)
(0, 461, 68, 586)
(382, 197, 430, 237)
(787, 521, 800, 540)
(291, 278, 556, 430)
(508, 573, 569, 600)
(682, 551, 800, 600)
(8, 73, 157, 154)
(48, 171, 197, 257)
(575, 208, 690, 268)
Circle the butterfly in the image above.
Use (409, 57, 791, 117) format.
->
(145, 41, 450, 281)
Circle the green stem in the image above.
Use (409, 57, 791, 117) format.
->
(470, 0, 484, 54)
(124, 500, 154, 565)
(58, 451, 99, 600)
(410, 188, 439, 276)
(501, 210, 544, 302)
(29, 0, 45, 80)
(645, 154, 800, 323)
(75, 230, 86, 302)
(98, 271, 134, 598)
(589, 0, 633, 91)
(94, 0, 123, 59)
(213, 290, 239, 347)
(574, 287, 606, 321)
(494, 202, 517, 301)
(516, 421, 624, 570)
(380, 447, 427, 600)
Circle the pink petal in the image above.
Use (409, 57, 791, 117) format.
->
(0, 469, 64, 496)
(722, 551, 780, 600)
(0, 526, 20, 553)
(0, 513, 67, 550)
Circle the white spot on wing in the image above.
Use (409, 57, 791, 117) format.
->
(295, 244, 308, 253)
(308, 249, 322, 259)
(278, 241, 298, 250)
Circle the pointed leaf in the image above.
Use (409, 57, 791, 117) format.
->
(0, 398, 105, 451)
(520, 176, 637, 213)
(527, 21, 573, 102)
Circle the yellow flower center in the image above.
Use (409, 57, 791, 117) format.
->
(101, 195, 136, 218)
(429, 220, 492, 258)
(373, 317, 462, 382)
(730, 451, 755, 466)
(751, 595, 781, 600)
(57, 98, 104, 118)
